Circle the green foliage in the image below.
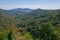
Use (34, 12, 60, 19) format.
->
(0, 29, 14, 40)
(39, 23, 58, 40)
(0, 31, 8, 40)
(23, 32, 33, 40)
(8, 29, 14, 40)
(0, 9, 60, 40)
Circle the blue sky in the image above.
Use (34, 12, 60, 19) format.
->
(0, 0, 60, 9)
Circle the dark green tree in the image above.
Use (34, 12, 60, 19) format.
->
(39, 23, 58, 40)
(8, 29, 14, 40)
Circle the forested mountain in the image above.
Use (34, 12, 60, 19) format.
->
(0, 8, 60, 40)
(10, 8, 33, 12)
(0, 8, 33, 17)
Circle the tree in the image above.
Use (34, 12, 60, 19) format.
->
(8, 29, 14, 40)
(39, 23, 58, 40)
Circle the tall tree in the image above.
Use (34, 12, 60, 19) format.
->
(8, 29, 14, 40)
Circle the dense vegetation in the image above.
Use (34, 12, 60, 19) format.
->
(0, 8, 60, 40)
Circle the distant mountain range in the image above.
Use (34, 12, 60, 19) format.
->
(0, 8, 60, 18)
(9, 8, 34, 12)
(0, 8, 35, 16)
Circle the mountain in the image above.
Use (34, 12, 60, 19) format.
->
(0, 8, 34, 17)
(1, 8, 60, 40)
(10, 8, 34, 12)
(14, 8, 53, 20)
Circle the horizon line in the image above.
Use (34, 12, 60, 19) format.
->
(0, 7, 60, 10)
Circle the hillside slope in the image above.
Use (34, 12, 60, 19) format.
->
(0, 8, 60, 40)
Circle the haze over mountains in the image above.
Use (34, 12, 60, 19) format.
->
(0, 8, 57, 15)
(0, 8, 59, 17)
(10, 8, 34, 12)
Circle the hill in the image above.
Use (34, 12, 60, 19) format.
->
(0, 8, 60, 40)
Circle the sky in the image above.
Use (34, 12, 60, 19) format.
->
(0, 0, 60, 10)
